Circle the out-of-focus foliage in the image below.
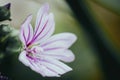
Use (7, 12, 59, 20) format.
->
(91, 0, 120, 15)
(0, 3, 21, 63)
(0, 24, 21, 63)
(86, 0, 120, 59)
(0, 3, 11, 21)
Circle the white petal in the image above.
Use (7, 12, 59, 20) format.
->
(35, 3, 49, 31)
(44, 50, 75, 62)
(27, 56, 72, 77)
(18, 52, 48, 77)
(28, 59, 60, 77)
(34, 13, 55, 43)
(32, 3, 55, 44)
(28, 61, 47, 77)
(26, 24, 34, 45)
(40, 65, 60, 77)
(41, 57, 72, 73)
(19, 15, 33, 46)
(41, 33, 77, 49)
(40, 61, 67, 75)
(19, 51, 30, 66)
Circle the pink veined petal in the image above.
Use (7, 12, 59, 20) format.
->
(28, 58, 60, 77)
(40, 61, 65, 76)
(43, 50, 75, 62)
(33, 13, 55, 44)
(27, 24, 33, 45)
(34, 10, 48, 40)
(41, 33, 77, 49)
(27, 55, 72, 77)
(19, 15, 33, 46)
(18, 51, 57, 77)
(35, 3, 49, 32)
(30, 3, 55, 44)
(19, 51, 30, 66)
(39, 64, 60, 77)
(41, 57, 72, 73)
(28, 60, 47, 77)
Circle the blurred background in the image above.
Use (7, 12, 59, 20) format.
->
(0, 0, 120, 80)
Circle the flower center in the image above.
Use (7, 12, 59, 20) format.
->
(26, 46, 44, 61)
(31, 46, 44, 53)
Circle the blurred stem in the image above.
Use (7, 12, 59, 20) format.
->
(66, 0, 120, 80)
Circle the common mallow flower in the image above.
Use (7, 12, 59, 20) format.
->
(19, 3, 77, 77)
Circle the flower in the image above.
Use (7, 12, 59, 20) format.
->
(19, 3, 77, 77)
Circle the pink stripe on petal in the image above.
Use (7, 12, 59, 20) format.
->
(40, 61, 66, 75)
(41, 39, 68, 47)
(33, 3, 49, 42)
(19, 15, 32, 46)
(26, 24, 31, 43)
(40, 58, 72, 72)
(41, 33, 77, 49)
(29, 61, 46, 76)
(43, 66, 60, 77)
(43, 49, 75, 62)
(34, 20, 48, 40)
(34, 24, 54, 44)
(31, 13, 54, 43)
(35, 3, 49, 29)
(29, 60, 60, 77)
(29, 20, 48, 45)
(45, 67, 59, 76)
(44, 47, 64, 51)
(23, 30, 27, 43)
(28, 24, 33, 44)
(37, 20, 53, 40)
(34, 13, 43, 38)
(19, 51, 30, 66)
